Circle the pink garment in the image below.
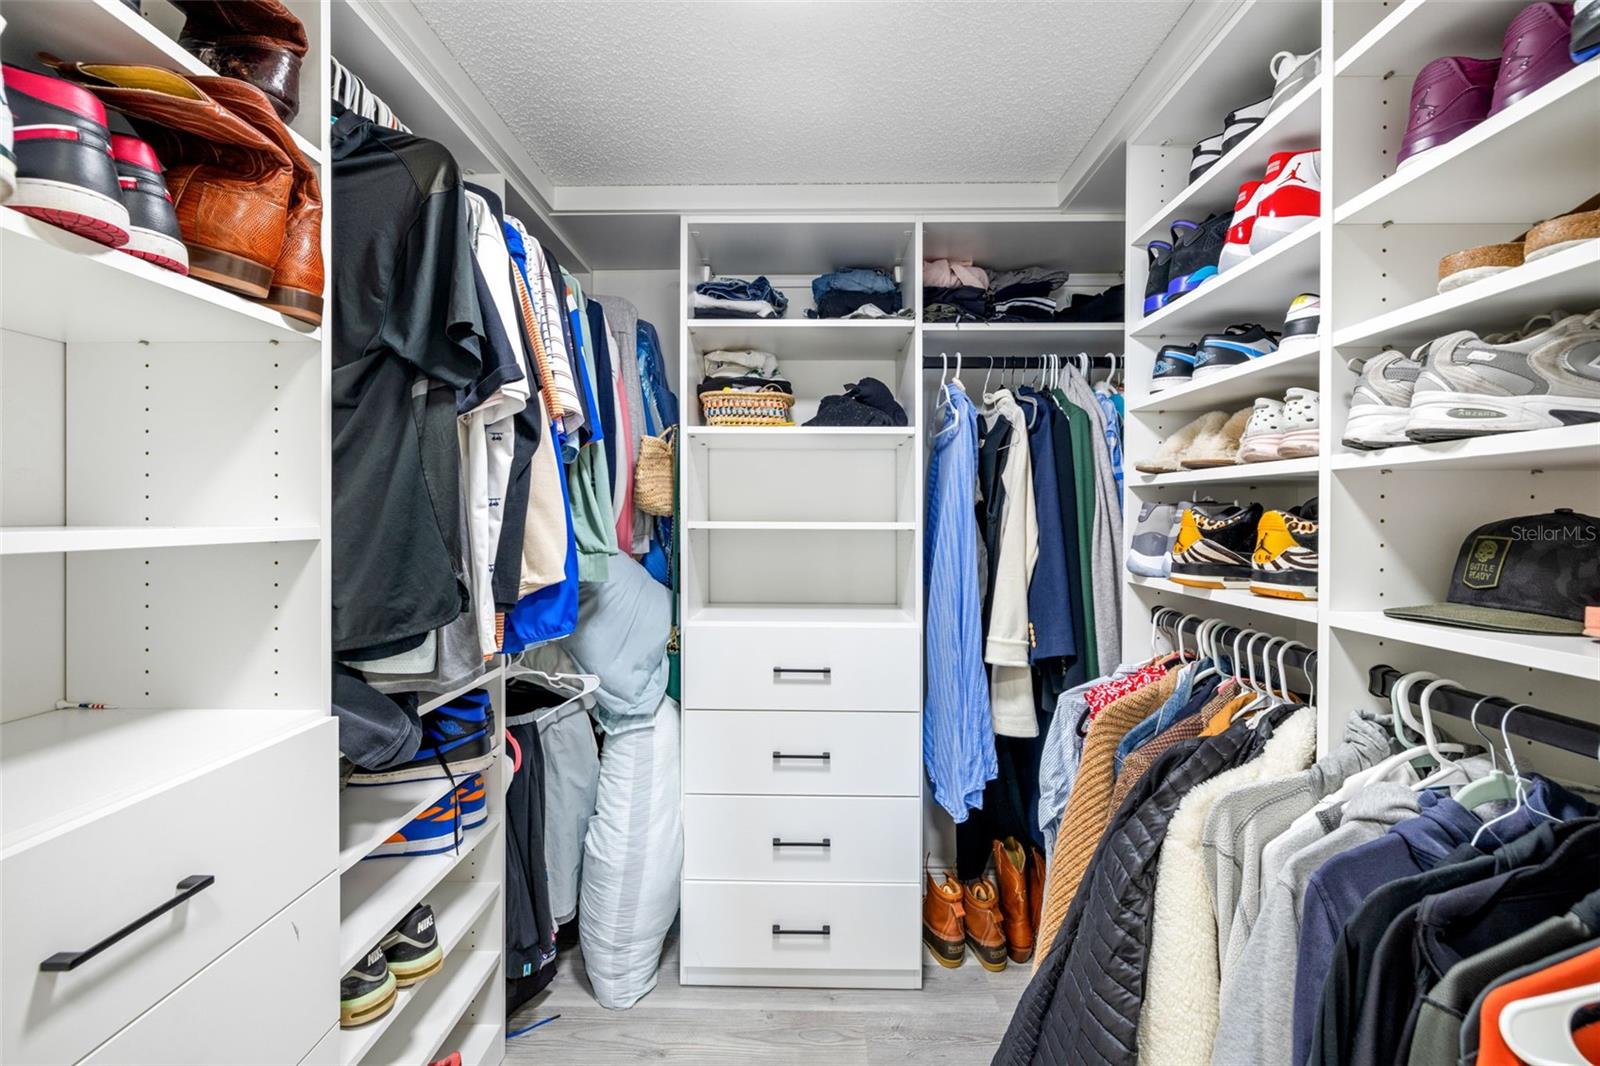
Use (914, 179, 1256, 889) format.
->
(923, 257, 989, 289)
(612, 340, 636, 551)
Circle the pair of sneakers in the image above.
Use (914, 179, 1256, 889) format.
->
(1240, 388, 1321, 462)
(1344, 309, 1600, 448)
(1216, 149, 1322, 275)
(1187, 48, 1322, 182)
(1169, 498, 1320, 601)
(340, 902, 446, 1028)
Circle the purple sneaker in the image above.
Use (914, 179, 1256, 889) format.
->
(1397, 56, 1500, 168)
(1491, 2, 1577, 114)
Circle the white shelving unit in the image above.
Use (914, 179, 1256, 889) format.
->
(1121, 0, 1599, 785)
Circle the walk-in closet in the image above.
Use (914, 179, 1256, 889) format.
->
(1, 1, 1596, 1064)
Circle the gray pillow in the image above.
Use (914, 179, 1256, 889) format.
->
(563, 553, 669, 735)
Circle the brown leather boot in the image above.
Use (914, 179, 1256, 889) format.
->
(993, 838, 1035, 963)
(962, 878, 1009, 972)
(197, 76, 322, 325)
(43, 60, 290, 300)
(172, 0, 308, 122)
(1029, 845, 1046, 939)
(922, 872, 965, 969)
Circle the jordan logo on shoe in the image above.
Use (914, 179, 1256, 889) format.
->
(1505, 36, 1534, 72)
(1414, 89, 1437, 119)
(1280, 162, 1309, 185)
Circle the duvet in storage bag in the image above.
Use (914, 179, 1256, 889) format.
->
(579, 693, 683, 1009)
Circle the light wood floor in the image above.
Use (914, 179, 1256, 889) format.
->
(504, 927, 1032, 1065)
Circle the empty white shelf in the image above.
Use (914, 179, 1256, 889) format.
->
(684, 426, 915, 450)
(1329, 425, 1600, 472)
(921, 322, 1125, 356)
(1132, 456, 1321, 487)
(1327, 610, 1600, 681)
(1128, 575, 1320, 623)
(0, 524, 321, 556)
(689, 319, 913, 359)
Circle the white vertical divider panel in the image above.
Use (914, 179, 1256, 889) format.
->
(1314, 0, 1336, 754)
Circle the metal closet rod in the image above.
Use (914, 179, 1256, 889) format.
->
(1367, 666, 1600, 758)
(920, 354, 1120, 369)
(1149, 607, 1316, 692)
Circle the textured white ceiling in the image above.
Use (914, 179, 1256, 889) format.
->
(413, 0, 1193, 187)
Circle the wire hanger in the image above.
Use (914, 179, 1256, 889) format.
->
(1455, 697, 1522, 809)
(1471, 705, 1560, 847)
(504, 657, 600, 728)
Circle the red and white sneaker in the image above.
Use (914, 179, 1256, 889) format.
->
(111, 135, 189, 274)
(1217, 151, 1293, 274)
(1248, 149, 1320, 254)
(3, 64, 129, 247)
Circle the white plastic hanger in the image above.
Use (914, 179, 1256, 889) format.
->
(1390, 669, 1440, 747)
(1411, 677, 1472, 790)
(503, 658, 600, 728)
(1499, 980, 1600, 1064)
(1192, 618, 1225, 682)
(1454, 696, 1522, 809)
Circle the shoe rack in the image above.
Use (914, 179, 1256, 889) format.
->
(1122, 0, 1599, 777)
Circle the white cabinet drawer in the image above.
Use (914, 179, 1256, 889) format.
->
(684, 796, 919, 882)
(83, 875, 336, 1065)
(684, 623, 919, 711)
(683, 709, 920, 796)
(1, 719, 336, 1065)
(680, 881, 920, 985)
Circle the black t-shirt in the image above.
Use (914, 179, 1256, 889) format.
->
(331, 105, 484, 653)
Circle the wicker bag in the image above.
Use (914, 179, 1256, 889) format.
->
(698, 385, 795, 427)
(635, 426, 676, 517)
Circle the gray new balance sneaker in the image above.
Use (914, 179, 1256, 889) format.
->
(1405, 312, 1600, 442)
(1343, 347, 1425, 449)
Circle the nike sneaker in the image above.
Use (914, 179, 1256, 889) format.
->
(3, 64, 130, 246)
(1190, 132, 1225, 182)
(1127, 501, 1181, 578)
(1343, 347, 1424, 449)
(1166, 212, 1230, 300)
(1397, 57, 1499, 168)
(455, 773, 488, 831)
(1269, 49, 1322, 113)
(1221, 95, 1270, 152)
(1278, 387, 1321, 458)
(1193, 323, 1280, 381)
(1405, 312, 1600, 441)
(341, 946, 398, 1027)
(1149, 343, 1198, 394)
(1576, 0, 1600, 61)
(1251, 498, 1319, 601)
(110, 135, 188, 274)
(382, 903, 444, 986)
(348, 690, 494, 785)
(1238, 397, 1286, 463)
(1143, 238, 1174, 315)
(1277, 293, 1322, 358)
(1249, 149, 1320, 253)
(366, 782, 462, 858)
(1490, 3, 1576, 115)
(1170, 502, 1263, 590)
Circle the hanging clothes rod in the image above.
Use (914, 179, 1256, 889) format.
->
(1367, 665, 1600, 757)
(920, 354, 1120, 369)
(1150, 607, 1316, 694)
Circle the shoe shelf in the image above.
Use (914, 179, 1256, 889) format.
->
(1331, 241, 1600, 350)
(339, 881, 498, 1066)
(1127, 344, 1320, 415)
(1329, 424, 1600, 473)
(0, 0, 323, 165)
(338, 777, 466, 875)
(1129, 223, 1320, 340)
(1335, 0, 1544, 78)
(1128, 574, 1320, 624)
(338, 816, 501, 975)
(0, 524, 321, 557)
(1, 211, 320, 345)
(418, 664, 505, 718)
(358, 947, 501, 1066)
(1131, 455, 1321, 488)
(442, 1021, 501, 1066)
(1326, 610, 1600, 682)
(1335, 61, 1600, 226)
(1129, 79, 1322, 250)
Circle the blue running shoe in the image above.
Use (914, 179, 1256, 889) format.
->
(349, 690, 494, 785)
(367, 782, 462, 858)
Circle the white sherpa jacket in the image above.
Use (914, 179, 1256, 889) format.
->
(1136, 707, 1317, 1065)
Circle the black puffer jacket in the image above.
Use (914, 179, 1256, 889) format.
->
(996, 715, 1279, 1066)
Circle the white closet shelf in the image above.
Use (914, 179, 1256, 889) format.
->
(1335, 0, 1537, 78)
(1335, 62, 1600, 226)
(417, 665, 504, 717)
(0, 0, 322, 164)
(1130, 224, 1319, 340)
(684, 426, 914, 450)
(1127, 345, 1319, 414)
(1328, 425, 1600, 473)
(1130, 80, 1322, 249)
(443, 1022, 499, 1066)
(1332, 242, 1600, 350)
(1132, 456, 1321, 487)
(686, 520, 914, 532)
(338, 777, 462, 874)
(689, 319, 912, 358)
(1128, 575, 1319, 623)
(339, 880, 498, 1066)
(687, 604, 917, 627)
(2, 707, 323, 853)
(0, 524, 322, 556)
(1326, 610, 1600, 681)
(338, 816, 499, 974)
(360, 948, 501, 1066)
(1, 211, 321, 344)
(921, 322, 1125, 356)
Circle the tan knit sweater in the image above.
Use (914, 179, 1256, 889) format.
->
(1034, 668, 1183, 967)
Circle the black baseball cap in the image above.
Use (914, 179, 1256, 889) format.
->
(1384, 509, 1600, 635)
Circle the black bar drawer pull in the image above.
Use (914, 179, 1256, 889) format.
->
(772, 924, 831, 936)
(772, 666, 831, 677)
(772, 837, 832, 848)
(772, 750, 830, 761)
(41, 874, 215, 973)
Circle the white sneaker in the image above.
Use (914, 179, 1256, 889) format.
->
(1277, 293, 1322, 358)
(1278, 387, 1321, 457)
(1238, 397, 1286, 463)
(1344, 348, 1424, 449)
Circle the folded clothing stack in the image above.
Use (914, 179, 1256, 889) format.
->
(693, 275, 789, 318)
(989, 266, 1070, 321)
(808, 267, 902, 318)
(924, 257, 990, 322)
(804, 377, 909, 427)
(696, 375, 795, 396)
(702, 348, 780, 380)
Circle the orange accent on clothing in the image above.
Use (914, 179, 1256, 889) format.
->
(1476, 943, 1600, 1066)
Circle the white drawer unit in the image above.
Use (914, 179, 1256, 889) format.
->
(680, 880, 922, 989)
(82, 875, 337, 1065)
(683, 622, 919, 712)
(683, 796, 920, 883)
(682, 709, 922, 796)
(0, 719, 336, 1065)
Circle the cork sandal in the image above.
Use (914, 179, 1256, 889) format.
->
(1438, 194, 1600, 293)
